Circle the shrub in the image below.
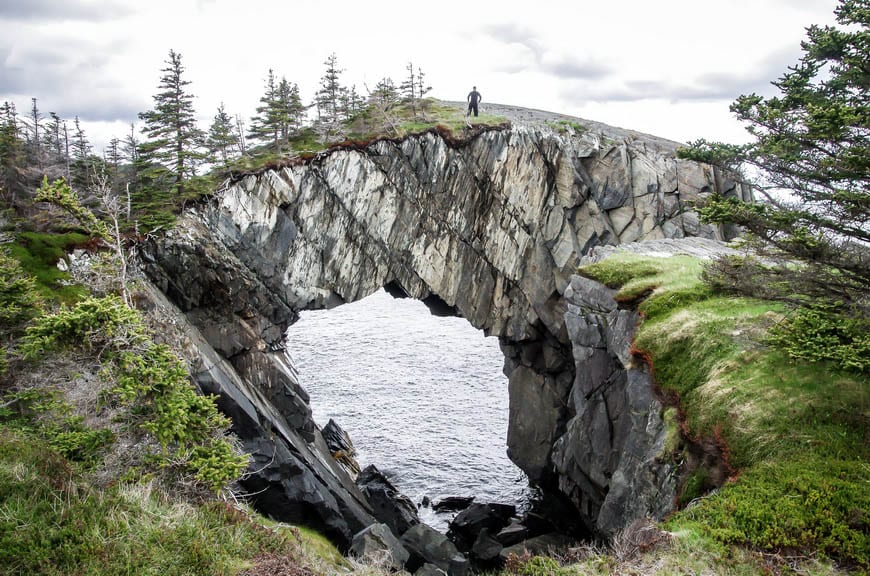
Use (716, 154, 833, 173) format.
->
(767, 305, 869, 374)
(19, 295, 147, 359)
(0, 247, 41, 330)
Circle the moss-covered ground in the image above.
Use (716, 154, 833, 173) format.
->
(577, 252, 868, 572)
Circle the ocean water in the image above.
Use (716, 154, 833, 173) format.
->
(285, 289, 531, 530)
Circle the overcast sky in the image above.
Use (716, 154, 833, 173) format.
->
(0, 0, 839, 154)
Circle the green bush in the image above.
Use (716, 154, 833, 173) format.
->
(674, 459, 869, 568)
(19, 295, 247, 492)
(768, 305, 869, 374)
(0, 247, 41, 330)
(20, 295, 147, 359)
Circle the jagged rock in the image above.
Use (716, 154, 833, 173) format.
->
(432, 496, 474, 512)
(350, 523, 410, 570)
(447, 503, 516, 551)
(471, 528, 504, 563)
(322, 418, 361, 476)
(142, 117, 748, 547)
(400, 524, 469, 576)
(495, 521, 530, 547)
(356, 464, 420, 537)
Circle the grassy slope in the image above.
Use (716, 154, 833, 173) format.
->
(574, 252, 868, 573)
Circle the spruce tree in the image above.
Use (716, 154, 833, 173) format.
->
(0, 101, 23, 201)
(138, 49, 205, 197)
(248, 69, 279, 146)
(679, 0, 868, 313)
(70, 115, 92, 189)
(314, 53, 346, 137)
(207, 102, 238, 167)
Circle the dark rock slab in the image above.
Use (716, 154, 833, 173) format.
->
(415, 563, 448, 576)
(400, 523, 469, 576)
(356, 464, 420, 537)
(350, 523, 410, 570)
(495, 521, 531, 547)
(471, 528, 504, 564)
(432, 496, 474, 512)
(447, 502, 516, 550)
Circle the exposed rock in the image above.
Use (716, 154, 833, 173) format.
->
(415, 564, 448, 576)
(447, 503, 516, 551)
(136, 282, 374, 549)
(356, 464, 420, 537)
(499, 533, 578, 562)
(322, 418, 360, 477)
(400, 524, 469, 576)
(495, 521, 530, 547)
(350, 523, 410, 570)
(142, 116, 748, 547)
(471, 528, 504, 564)
(432, 497, 474, 513)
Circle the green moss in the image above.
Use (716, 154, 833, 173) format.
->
(579, 250, 867, 567)
(6, 232, 90, 303)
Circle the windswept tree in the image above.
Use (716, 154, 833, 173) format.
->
(207, 103, 239, 167)
(248, 71, 306, 151)
(138, 49, 205, 197)
(248, 69, 279, 146)
(680, 0, 868, 311)
(314, 53, 346, 138)
(70, 115, 92, 189)
(400, 61, 431, 118)
(0, 101, 24, 201)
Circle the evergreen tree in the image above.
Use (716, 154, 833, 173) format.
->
(207, 102, 238, 167)
(0, 101, 24, 201)
(70, 115, 92, 189)
(46, 112, 63, 156)
(400, 62, 430, 118)
(274, 78, 305, 142)
(314, 53, 346, 136)
(28, 98, 43, 160)
(679, 0, 868, 313)
(138, 49, 205, 197)
(369, 77, 399, 110)
(248, 69, 279, 146)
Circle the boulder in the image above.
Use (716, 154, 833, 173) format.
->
(400, 523, 469, 576)
(350, 523, 409, 571)
(471, 528, 504, 564)
(447, 503, 516, 550)
(495, 521, 530, 547)
(432, 496, 474, 512)
(356, 464, 419, 536)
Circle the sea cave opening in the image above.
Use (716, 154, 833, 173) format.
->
(284, 288, 532, 531)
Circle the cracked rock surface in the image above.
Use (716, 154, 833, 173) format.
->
(143, 119, 749, 541)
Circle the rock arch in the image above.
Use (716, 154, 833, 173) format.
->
(142, 124, 749, 546)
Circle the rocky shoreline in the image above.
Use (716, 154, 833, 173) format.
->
(141, 115, 749, 571)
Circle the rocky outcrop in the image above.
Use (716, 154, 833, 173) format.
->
(350, 523, 410, 570)
(142, 118, 750, 544)
(356, 465, 420, 537)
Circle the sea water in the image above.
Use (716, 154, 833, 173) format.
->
(285, 289, 531, 530)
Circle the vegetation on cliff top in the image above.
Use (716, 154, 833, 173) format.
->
(579, 251, 868, 571)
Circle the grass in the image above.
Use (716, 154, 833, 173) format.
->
(5, 231, 90, 303)
(0, 428, 307, 576)
(578, 251, 869, 569)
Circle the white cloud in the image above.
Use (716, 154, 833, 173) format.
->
(0, 0, 841, 153)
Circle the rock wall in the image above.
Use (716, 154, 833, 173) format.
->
(142, 122, 750, 542)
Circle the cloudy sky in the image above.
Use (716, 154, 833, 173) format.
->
(0, 0, 839, 153)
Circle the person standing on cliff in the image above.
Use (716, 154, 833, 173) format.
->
(467, 86, 482, 117)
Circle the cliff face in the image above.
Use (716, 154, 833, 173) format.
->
(142, 122, 750, 542)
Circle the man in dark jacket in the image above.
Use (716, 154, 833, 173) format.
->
(467, 86, 482, 117)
